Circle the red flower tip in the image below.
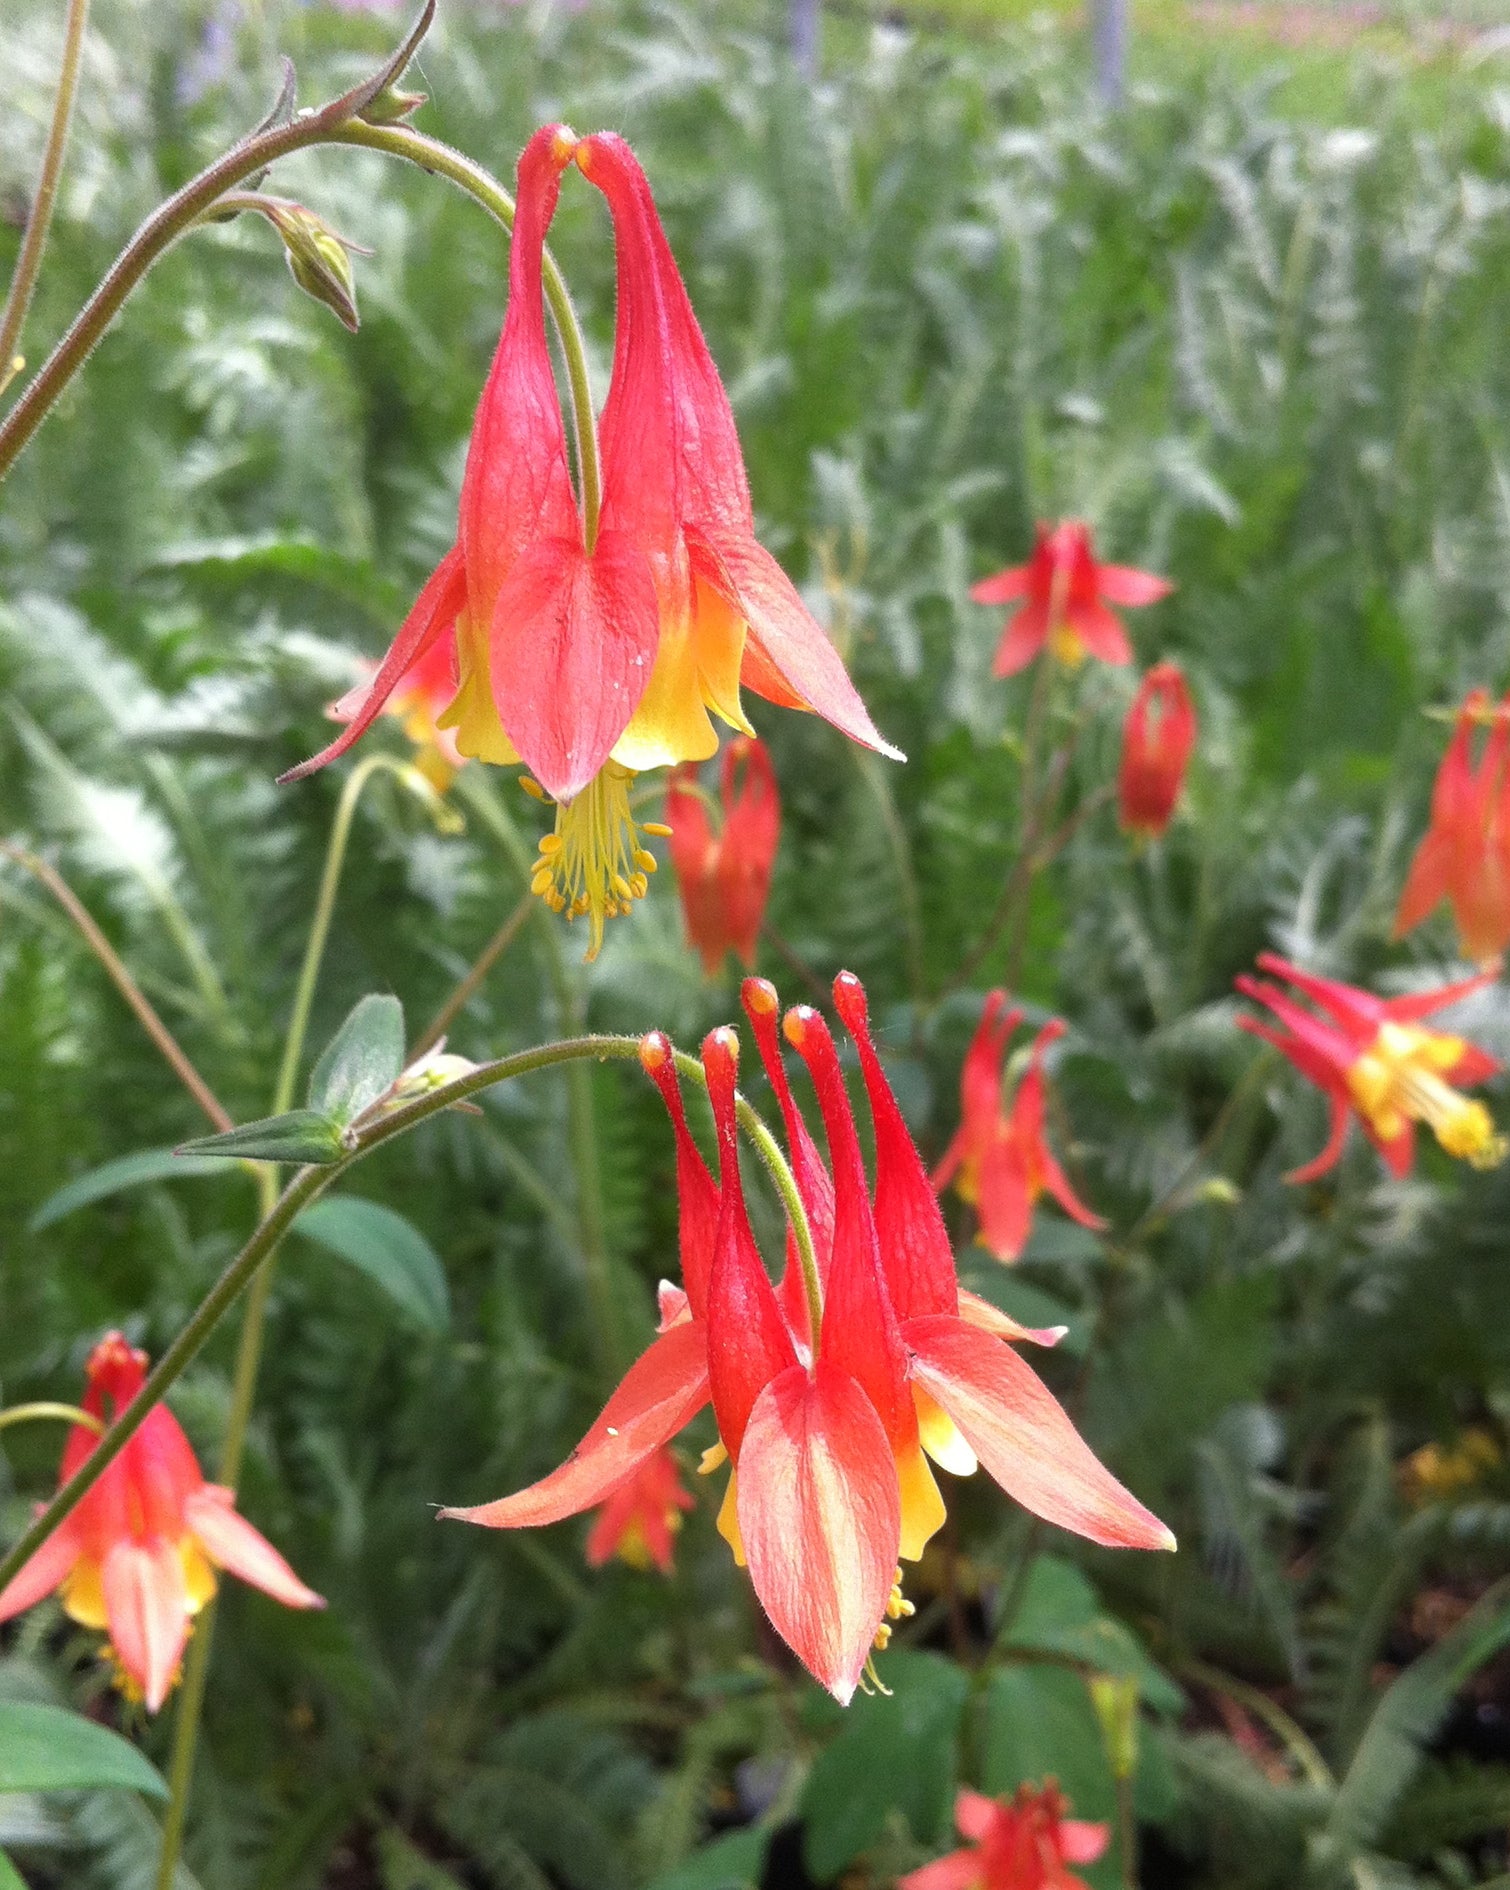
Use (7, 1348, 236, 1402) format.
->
(782, 1004, 819, 1050)
(639, 1030, 673, 1077)
(831, 969, 868, 1032)
(741, 975, 779, 1018)
(1119, 660, 1196, 839)
(84, 1331, 148, 1409)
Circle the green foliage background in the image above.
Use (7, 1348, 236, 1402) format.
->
(3, 2, 1510, 1886)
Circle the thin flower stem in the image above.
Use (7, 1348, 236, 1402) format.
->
(759, 921, 831, 1009)
(0, 1402, 102, 1435)
(0, 1032, 797, 1603)
(1116, 1771, 1138, 1890)
(330, 122, 601, 550)
(0, 9, 593, 515)
(157, 753, 409, 1890)
(412, 893, 533, 1059)
(273, 753, 405, 1116)
(0, 842, 233, 1132)
(0, 0, 91, 399)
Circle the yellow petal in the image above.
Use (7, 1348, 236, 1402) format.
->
(716, 1467, 746, 1568)
(897, 1438, 947, 1562)
(914, 1386, 978, 1477)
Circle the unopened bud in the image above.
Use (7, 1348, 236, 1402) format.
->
(358, 82, 428, 126)
(254, 197, 371, 333)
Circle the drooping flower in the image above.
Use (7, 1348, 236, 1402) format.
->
(1394, 689, 1510, 966)
(932, 995, 1106, 1263)
(666, 736, 781, 975)
(821, 974, 1169, 1557)
(1118, 661, 1196, 839)
(331, 631, 465, 794)
(585, 1448, 695, 1574)
(900, 1784, 1109, 1890)
(1235, 953, 1506, 1181)
(444, 979, 1169, 1704)
(284, 126, 897, 960)
(971, 522, 1172, 677)
(0, 1334, 323, 1711)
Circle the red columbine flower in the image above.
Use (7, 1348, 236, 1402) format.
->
(285, 127, 897, 960)
(666, 736, 781, 974)
(331, 631, 465, 794)
(1395, 689, 1510, 966)
(823, 974, 1170, 1558)
(0, 1334, 323, 1710)
(1118, 661, 1195, 839)
(932, 994, 1106, 1263)
(971, 522, 1172, 678)
(900, 1784, 1109, 1890)
(1235, 953, 1506, 1181)
(585, 1447, 695, 1574)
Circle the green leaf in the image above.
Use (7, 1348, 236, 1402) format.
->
(1318, 1582, 1510, 1866)
(0, 1701, 167, 1799)
(801, 1650, 968, 1879)
(0, 1853, 26, 1890)
(177, 1110, 346, 1166)
(28, 1147, 238, 1230)
(307, 994, 405, 1125)
(1004, 1556, 1184, 1715)
(644, 1829, 768, 1890)
(294, 1196, 450, 1331)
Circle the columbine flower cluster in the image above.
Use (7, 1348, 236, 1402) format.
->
(441, 971, 1171, 1703)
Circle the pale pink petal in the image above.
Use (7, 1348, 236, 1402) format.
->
(102, 1537, 189, 1713)
(184, 1487, 323, 1610)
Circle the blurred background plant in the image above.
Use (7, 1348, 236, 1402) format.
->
(4, 1, 1510, 1886)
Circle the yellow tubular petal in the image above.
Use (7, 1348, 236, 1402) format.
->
(716, 1468, 746, 1568)
(897, 1439, 948, 1562)
(914, 1387, 979, 1478)
(60, 1557, 109, 1630)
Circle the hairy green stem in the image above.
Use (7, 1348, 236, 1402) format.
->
(157, 754, 407, 1889)
(0, 0, 91, 397)
(0, 14, 598, 519)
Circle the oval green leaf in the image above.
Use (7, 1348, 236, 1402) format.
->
(29, 1148, 237, 1232)
(294, 1195, 449, 1332)
(0, 1701, 167, 1799)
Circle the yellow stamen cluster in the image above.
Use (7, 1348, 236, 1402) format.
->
(523, 762, 665, 961)
(1347, 1021, 1507, 1169)
(871, 1567, 915, 1654)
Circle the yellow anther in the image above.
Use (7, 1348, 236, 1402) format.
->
(524, 763, 663, 958)
(519, 775, 547, 801)
(1347, 1021, 1508, 1170)
(634, 849, 658, 872)
(642, 821, 673, 838)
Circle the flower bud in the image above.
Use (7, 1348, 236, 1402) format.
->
(254, 197, 371, 333)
